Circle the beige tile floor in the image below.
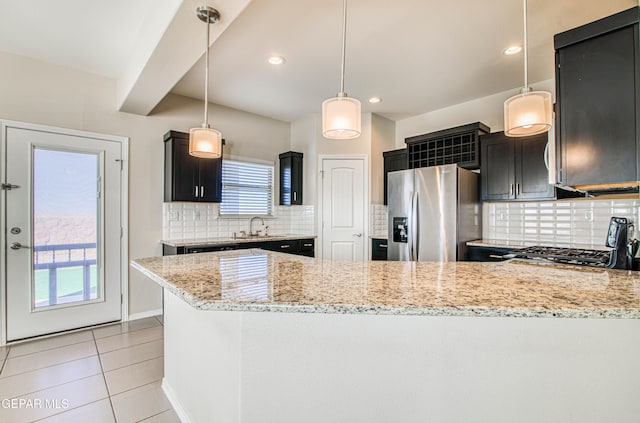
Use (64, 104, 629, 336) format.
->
(0, 316, 180, 423)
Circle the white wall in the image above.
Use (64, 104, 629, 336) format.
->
(0, 51, 290, 318)
(370, 114, 396, 204)
(395, 79, 555, 147)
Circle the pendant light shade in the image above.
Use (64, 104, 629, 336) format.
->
(189, 6, 222, 158)
(322, 94, 362, 139)
(504, 89, 552, 136)
(189, 126, 222, 158)
(503, 0, 552, 137)
(322, 0, 361, 139)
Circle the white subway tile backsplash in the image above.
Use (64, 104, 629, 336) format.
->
(483, 198, 640, 248)
(162, 203, 316, 241)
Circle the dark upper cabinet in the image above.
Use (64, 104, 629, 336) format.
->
(555, 7, 639, 188)
(481, 132, 554, 201)
(164, 130, 223, 202)
(382, 148, 408, 205)
(279, 151, 303, 205)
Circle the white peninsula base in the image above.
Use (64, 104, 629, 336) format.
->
(162, 291, 640, 423)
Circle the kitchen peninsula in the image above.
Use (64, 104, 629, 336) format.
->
(132, 250, 640, 423)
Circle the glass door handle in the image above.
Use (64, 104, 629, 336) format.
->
(10, 242, 30, 250)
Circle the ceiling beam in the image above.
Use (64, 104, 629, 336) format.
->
(117, 0, 252, 116)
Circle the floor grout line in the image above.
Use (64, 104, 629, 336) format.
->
(96, 334, 165, 356)
(103, 354, 165, 383)
(94, 324, 163, 345)
(109, 377, 166, 401)
(7, 372, 106, 401)
(100, 349, 164, 374)
(0, 351, 99, 380)
(29, 398, 111, 423)
(134, 405, 173, 423)
(92, 327, 119, 423)
(6, 333, 95, 360)
(0, 347, 10, 376)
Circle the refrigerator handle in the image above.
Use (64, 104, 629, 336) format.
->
(411, 191, 419, 261)
(407, 191, 415, 261)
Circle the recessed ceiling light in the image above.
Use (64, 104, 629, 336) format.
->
(268, 55, 286, 65)
(369, 97, 382, 104)
(503, 45, 522, 56)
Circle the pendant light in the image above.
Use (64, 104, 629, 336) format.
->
(504, 0, 552, 137)
(322, 0, 361, 139)
(189, 6, 223, 158)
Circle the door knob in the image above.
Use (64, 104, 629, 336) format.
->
(352, 233, 362, 237)
(10, 242, 30, 250)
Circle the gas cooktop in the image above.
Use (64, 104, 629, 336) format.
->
(514, 246, 612, 267)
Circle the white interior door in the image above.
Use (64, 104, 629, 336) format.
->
(4, 126, 123, 341)
(321, 158, 365, 261)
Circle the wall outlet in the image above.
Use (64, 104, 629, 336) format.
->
(584, 210, 593, 222)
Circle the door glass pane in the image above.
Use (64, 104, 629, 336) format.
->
(32, 148, 100, 309)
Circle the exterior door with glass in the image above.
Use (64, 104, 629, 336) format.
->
(3, 124, 124, 341)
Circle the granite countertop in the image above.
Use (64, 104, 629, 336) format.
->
(467, 239, 612, 251)
(161, 234, 316, 247)
(369, 235, 388, 240)
(131, 249, 640, 319)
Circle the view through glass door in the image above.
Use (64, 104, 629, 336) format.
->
(4, 125, 124, 341)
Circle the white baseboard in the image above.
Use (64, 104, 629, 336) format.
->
(162, 378, 191, 423)
(127, 308, 163, 322)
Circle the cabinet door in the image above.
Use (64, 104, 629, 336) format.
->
(480, 133, 515, 201)
(371, 238, 388, 261)
(279, 155, 292, 205)
(556, 25, 638, 186)
(515, 134, 555, 200)
(291, 155, 303, 205)
(198, 156, 222, 202)
(169, 137, 198, 201)
(383, 149, 408, 205)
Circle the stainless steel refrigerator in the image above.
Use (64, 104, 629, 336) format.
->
(387, 163, 481, 261)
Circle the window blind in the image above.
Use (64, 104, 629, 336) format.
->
(220, 159, 273, 216)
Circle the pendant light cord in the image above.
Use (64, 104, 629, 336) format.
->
(339, 0, 347, 95)
(523, 0, 528, 90)
(203, 8, 210, 127)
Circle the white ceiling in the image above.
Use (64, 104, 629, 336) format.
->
(0, 0, 636, 122)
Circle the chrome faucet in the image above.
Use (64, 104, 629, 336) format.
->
(249, 216, 265, 237)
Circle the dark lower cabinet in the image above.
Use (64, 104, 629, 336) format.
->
(279, 152, 303, 205)
(164, 130, 223, 202)
(467, 246, 514, 262)
(163, 238, 315, 257)
(555, 7, 640, 188)
(383, 149, 408, 205)
(481, 131, 555, 201)
(371, 238, 388, 261)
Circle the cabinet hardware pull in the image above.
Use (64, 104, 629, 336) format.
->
(379, 244, 388, 248)
(293, 191, 297, 202)
(195, 186, 199, 197)
(201, 185, 205, 198)
(510, 184, 514, 196)
(280, 245, 290, 249)
(303, 243, 312, 247)
(517, 183, 521, 195)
